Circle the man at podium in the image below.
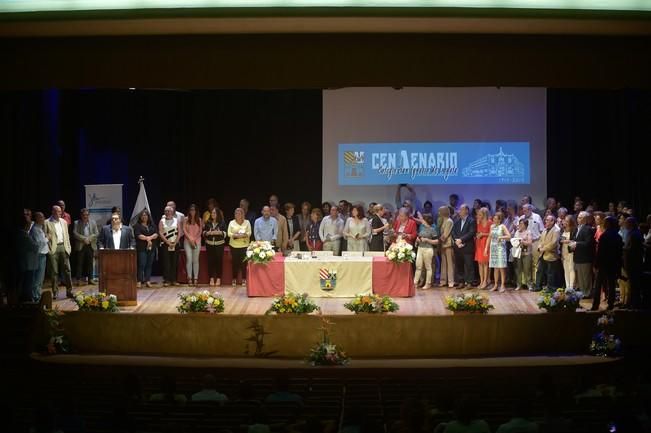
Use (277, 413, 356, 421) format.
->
(99, 213, 136, 250)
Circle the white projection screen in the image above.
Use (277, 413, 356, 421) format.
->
(322, 87, 547, 212)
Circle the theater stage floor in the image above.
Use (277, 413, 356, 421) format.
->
(52, 280, 598, 315)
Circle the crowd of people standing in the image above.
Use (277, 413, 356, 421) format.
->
(10, 189, 651, 311)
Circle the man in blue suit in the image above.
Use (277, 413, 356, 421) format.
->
(99, 213, 136, 250)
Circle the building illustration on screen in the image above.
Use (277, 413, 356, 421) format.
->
(461, 147, 525, 178)
(343, 151, 365, 178)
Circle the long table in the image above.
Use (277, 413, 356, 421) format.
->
(247, 255, 415, 298)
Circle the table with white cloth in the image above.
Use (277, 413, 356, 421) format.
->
(283, 256, 373, 298)
(247, 255, 415, 298)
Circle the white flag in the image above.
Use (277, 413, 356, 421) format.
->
(130, 177, 151, 225)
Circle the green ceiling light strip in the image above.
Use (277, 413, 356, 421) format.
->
(2, 0, 651, 13)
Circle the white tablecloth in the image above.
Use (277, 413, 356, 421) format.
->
(283, 256, 373, 298)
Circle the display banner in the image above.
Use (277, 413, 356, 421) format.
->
(338, 142, 530, 186)
(84, 184, 123, 228)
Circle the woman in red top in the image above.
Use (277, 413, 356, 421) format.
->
(474, 207, 491, 289)
(393, 207, 418, 245)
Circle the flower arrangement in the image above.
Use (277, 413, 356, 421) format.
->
(445, 293, 494, 314)
(537, 288, 582, 312)
(73, 292, 119, 312)
(266, 293, 321, 315)
(245, 240, 276, 264)
(43, 308, 70, 355)
(177, 290, 225, 313)
(590, 313, 622, 357)
(307, 318, 349, 366)
(343, 294, 399, 314)
(385, 240, 416, 263)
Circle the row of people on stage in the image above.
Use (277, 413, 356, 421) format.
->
(12, 192, 651, 311)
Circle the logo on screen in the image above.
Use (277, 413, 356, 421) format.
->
(462, 147, 525, 180)
(344, 151, 364, 178)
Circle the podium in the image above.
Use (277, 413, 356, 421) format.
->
(98, 249, 137, 306)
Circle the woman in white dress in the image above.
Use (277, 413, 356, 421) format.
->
(343, 204, 371, 252)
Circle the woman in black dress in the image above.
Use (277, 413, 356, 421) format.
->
(203, 208, 226, 286)
(370, 205, 389, 252)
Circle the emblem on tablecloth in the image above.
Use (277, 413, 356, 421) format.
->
(319, 268, 337, 291)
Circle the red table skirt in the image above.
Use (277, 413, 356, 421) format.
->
(247, 256, 414, 297)
(177, 246, 244, 285)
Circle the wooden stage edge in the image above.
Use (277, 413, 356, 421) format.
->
(31, 353, 618, 370)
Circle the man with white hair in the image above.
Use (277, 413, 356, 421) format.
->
(534, 215, 561, 291)
(159, 206, 180, 287)
(520, 203, 544, 278)
(572, 211, 595, 298)
(44, 205, 73, 298)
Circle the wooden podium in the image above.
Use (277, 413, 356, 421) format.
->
(98, 249, 137, 306)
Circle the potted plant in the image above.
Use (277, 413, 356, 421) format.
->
(445, 293, 494, 314)
(177, 290, 225, 313)
(266, 293, 321, 315)
(344, 294, 399, 314)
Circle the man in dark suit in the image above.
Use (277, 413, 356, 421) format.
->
(592, 216, 623, 311)
(451, 204, 476, 288)
(572, 211, 596, 298)
(99, 213, 136, 250)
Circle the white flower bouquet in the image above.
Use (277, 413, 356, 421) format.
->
(385, 240, 416, 263)
(244, 240, 276, 265)
(177, 290, 225, 313)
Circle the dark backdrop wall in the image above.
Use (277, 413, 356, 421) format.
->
(2, 88, 650, 229)
(2, 89, 323, 224)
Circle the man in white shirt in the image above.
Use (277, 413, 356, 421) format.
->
(44, 205, 73, 299)
(319, 205, 344, 256)
(166, 201, 184, 240)
(520, 204, 544, 279)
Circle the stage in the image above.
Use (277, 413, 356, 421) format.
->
(48, 282, 650, 360)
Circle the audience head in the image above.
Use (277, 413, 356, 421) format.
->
(321, 201, 331, 215)
(56, 200, 66, 211)
(269, 194, 279, 208)
(284, 202, 295, 218)
(438, 205, 451, 219)
(506, 201, 518, 216)
(186, 204, 200, 225)
(329, 205, 339, 219)
(206, 198, 216, 211)
(300, 201, 312, 215)
(449, 194, 459, 207)
(473, 198, 482, 209)
(546, 196, 557, 210)
(310, 208, 322, 222)
(351, 204, 365, 219)
(493, 211, 504, 224)
(594, 211, 605, 229)
(166, 201, 176, 211)
(476, 207, 489, 222)
(423, 200, 433, 214)
(563, 214, 577, 231)
(522, 203, 534, 217)
(269, 205, 279, 217)
(209, 207, 222, 223)
(625, 216, 638, 231)
(239, 198, 250, 210)
(51, 205, 62, 220)
(34, 211, 45, 226)
(234, 207, 245, 222)
(338, 200, 350, 213)
(608, 202, 617, 213)
(577, 211, 589, 226)
(422, 213, 434, 226)
(164, 206, 174, 218)
(23, 208, 32, 226)
(201, 374, 217, 391)
(518, 218, 529, 231)
(110, 213, 121, 228)
(397, 207, 410, 222)
(574, 199, 584, 213)
(544, 215, 556, 229)
(459, 204, 470, 218)
(402, 199, 414, 213)
(617, 200, 628, 214)
(374, 204, 385, 218)
(521, 195, 532, 206)
(495, 199, 507, 213)
(605, 215, 618, 231)
(557, 207, 568, 219)
(138, 209, 151, 225)
(80, 208, 90, 222)
(261, 206, 271, 219)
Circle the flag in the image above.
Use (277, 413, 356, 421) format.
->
(129, 177, 151, 225)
